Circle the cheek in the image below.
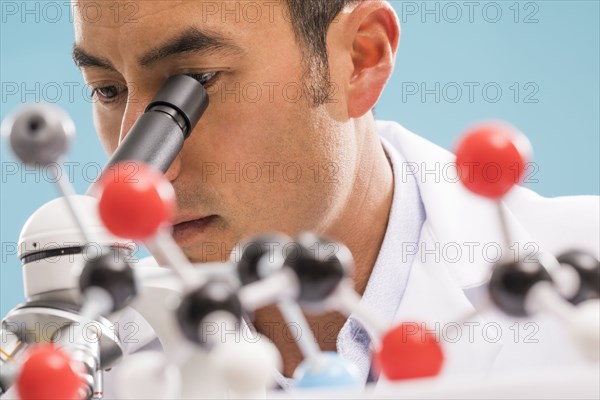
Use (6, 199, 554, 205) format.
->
(181, 97, 351, 234)
(189, 91, 327, 180)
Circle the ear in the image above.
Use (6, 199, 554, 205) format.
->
(345, 1, 400, 118)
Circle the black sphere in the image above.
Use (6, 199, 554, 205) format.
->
(489, 261, 552, 317)
(285, 233, 352, 304)
(79, 248, 137, 312)
(235, 233, 291, 285)
(557, 250, 600, 304)
(176, 280, 243, 346)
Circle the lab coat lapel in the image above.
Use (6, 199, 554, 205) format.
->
(375, 121, 546, 382)
(388, 225, 503, 382)
(376, 120, 539, 288)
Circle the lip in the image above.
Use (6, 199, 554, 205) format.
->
(173, 214, 212, 226)
(172, 215, 218, 245)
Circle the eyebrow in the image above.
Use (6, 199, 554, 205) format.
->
(72, 47, 116, 70)
(72, 27, 243, 70)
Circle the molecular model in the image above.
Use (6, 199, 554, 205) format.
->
(0, 76, 598, 399)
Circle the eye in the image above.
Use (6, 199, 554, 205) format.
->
(184, 72, 220, 88)
(90, 82, 127, 104)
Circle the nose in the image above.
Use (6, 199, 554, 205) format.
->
(118, 96, 183, 183)
(164, 154, 182, 182)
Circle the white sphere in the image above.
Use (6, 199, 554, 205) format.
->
(569, 299, 600, 362)
(115, 352, 182, 399)
(208, 336, 282, 394)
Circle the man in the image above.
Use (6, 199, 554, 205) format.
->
(71, 0, 599, 391)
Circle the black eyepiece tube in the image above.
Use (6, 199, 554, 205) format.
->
(103, 75, 208, 173)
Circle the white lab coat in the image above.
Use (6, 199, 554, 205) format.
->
(375, 120, 600, 382)
(105, 120, 599, 396)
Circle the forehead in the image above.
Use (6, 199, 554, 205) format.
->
(72, 0, 290, 47)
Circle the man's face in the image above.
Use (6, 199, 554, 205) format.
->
(73, 1, 357, 262)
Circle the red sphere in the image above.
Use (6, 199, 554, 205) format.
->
(16, 344, 81, 400)
(455, 121, 532, 199)
(375, 323, 444, 381)
(98, 162, 176, 240)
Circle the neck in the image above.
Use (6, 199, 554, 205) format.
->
(253, 115, 395, 377)
(326, 116, 394, 295)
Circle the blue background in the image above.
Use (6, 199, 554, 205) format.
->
(1, 1, 599, 316)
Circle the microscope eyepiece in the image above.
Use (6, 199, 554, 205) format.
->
(146, 75, 209, 139)
(103, 74, 209, 174)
